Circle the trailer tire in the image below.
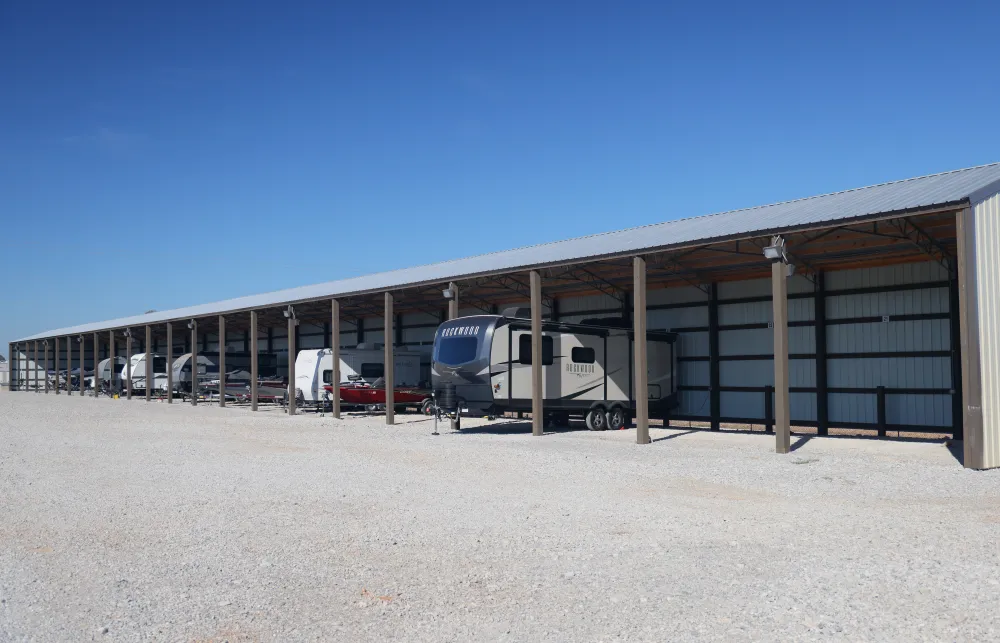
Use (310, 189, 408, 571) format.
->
(586, 407, 609, 431)
(421, 399, 435, 415)
(607, 405, 629, 431)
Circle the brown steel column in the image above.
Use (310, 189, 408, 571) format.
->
(634, 257, 650, 444)
(250, 311, 258, 411)
(125, 330, 133, 400)
(51, 338, 57, 394)
(772, 259, 791, 454)
(145, 326, 152, 401)
(530, 270, 543, 436)
(957, 207, 985, 468)
(78, 336, 84, 395)
(448, 282, 459, 320)
(331, 299, 341, 419)
(109, 331, 116, 395)
(218, 315, 226, 407)
(66, 337, 73, 396)
(287, 309, 297, 415)
(165, 323, 173, 403)
(43, 341, 50, 393)
(385, 293, 395, 425)
(92, 333, 99, 397)
(190, 320, 198, 406)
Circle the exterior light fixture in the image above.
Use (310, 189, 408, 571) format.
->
(762, 236, 787, 262)
(284, 306, 299, 325)
(442, 287, 455, 300)
(187, 320, 196, 330)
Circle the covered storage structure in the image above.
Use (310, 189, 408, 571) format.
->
(11, 163, 1000, 468)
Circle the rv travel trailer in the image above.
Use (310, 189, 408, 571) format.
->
(293, 347, 425, 408)
(86, 356, 127, 390)
(121, 353, 170, 393)
(431, 310, 678, 430)
(170, 352, 279, 394)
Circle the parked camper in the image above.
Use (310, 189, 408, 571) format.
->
(86, 356, 127, 391)
(171, 353, 219, 393)
(121, 353, 170, 393)
(293, 347, 424, 407)
(431, 310, 678, 430)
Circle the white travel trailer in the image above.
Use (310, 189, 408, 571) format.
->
(121, 353, 170, 392)
(86, 356, 128, 390)
(293, 347, 424, 404)
(431, 310, 678, 430)
(171, 353, 219, 393)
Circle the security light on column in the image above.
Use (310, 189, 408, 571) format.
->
(283, 306, 299, 325)
(442, 287, 455, 299)
(762, 236, 787, 262)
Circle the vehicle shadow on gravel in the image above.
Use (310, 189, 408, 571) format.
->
(451, 420, 589, 435)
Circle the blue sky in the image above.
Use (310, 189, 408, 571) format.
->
(2, 0, 999, 353)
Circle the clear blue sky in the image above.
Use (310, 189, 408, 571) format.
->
(2, 0, 999, 352)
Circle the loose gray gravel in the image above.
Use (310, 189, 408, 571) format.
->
(2, 392, 1000, 642)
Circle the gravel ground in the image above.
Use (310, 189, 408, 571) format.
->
(2, 393, 1000, 642)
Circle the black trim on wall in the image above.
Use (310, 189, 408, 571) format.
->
(815, 271, 829, 435)
(709, 283, 720, 430)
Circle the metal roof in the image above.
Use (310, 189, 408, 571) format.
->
(16, 162, 1000, 342)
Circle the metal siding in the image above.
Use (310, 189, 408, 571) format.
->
(648, 306, 708, 329)
(974, 192, 1000, 466)
(677, 390, 711, 417)
(720, 359, 815, 388)
(827, 357, 952, 389)
(677, 331, 710, 357)
(826, 288, 949, 319)
(721, 392, 764, 419)
(718, 327, 814, 355)
(648, 286, 708, 306)
(827, 319, 950, 353)
(680, 361, 710, 386)
(21, 164, 1000, 341)
(825, 261, 950, 291)
(558, 293, 621, 314)
(829, 392, 876, 424)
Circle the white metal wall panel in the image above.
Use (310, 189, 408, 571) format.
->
(825, 261, 950, 291)
(649, 306, 708, 330)
(827, 357, 952, 389)
(827, 319, 950, 353)
(677, 390, 710, 417)
(401, 327, 436, 345)
(648, 286, 708, 306)
(826, 288, 949, 319)
(718, 327, 814, 355)
(677, 331, 710, 357)
(720, 359, 816, 387)
(974, 192, 1000, 466)
(299, 334, 326, 350)
(718, 299, 814, 325)
(680, 360, 710, 387)
(890, 394, 952, 427)
(558, 293, 621, 314)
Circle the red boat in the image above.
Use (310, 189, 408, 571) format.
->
(323, 383, 433, 412)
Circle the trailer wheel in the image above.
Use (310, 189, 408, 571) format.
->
(585, 407, 609, 431)
(607, 406, 629, 431)
(420, 399, 435, 415)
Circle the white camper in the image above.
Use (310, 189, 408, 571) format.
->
(293, 347, 424, 404)
(86, 356, 127, 390)
(431, 310, 678, 430)
(120, 353, 170, 392)
(171, 353, 219, 393)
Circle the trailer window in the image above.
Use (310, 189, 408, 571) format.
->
(322, 369, 333, 384)
(436, 337, 479, 365)
(361, 363, 384, 379)
(518, 335, 553, 365)
(571, 347, 595, 364)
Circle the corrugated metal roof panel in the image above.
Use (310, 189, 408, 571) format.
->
(16, 162, 1000, 341)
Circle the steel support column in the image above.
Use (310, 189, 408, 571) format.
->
(66, 337, 73, 396)
(287, 310, 297, 416)
(250, 311, 258, 411)
(51, 339, 57, 394)
(331, 299, 341, 419)
(43, 341, 50, 393)
(218, 315, 226, 407)
(708, 283, 720, 430)
(530, 270, 543, 436)
(448, 282, 459, 320)
(956, 207, 985, 468)
(949, 271, 964, 441)
(78, 336, 84, 395)
(93, 333, 99, 397)
(145, 326, 152, 402)
(165, 324, 173, 403)
(815, 272, 829, 436)
(771, 260, 791, 454)
(190, 321, 198, 406)
(634, 257, 650, 444)
(109, 331, 116, 395)
(385, 292, 395, 425)
(125, 330, 133, 400)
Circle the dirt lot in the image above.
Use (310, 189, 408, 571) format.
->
(1, 392, 999, 641)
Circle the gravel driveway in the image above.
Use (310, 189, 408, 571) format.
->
(1, 393, 999, 641)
